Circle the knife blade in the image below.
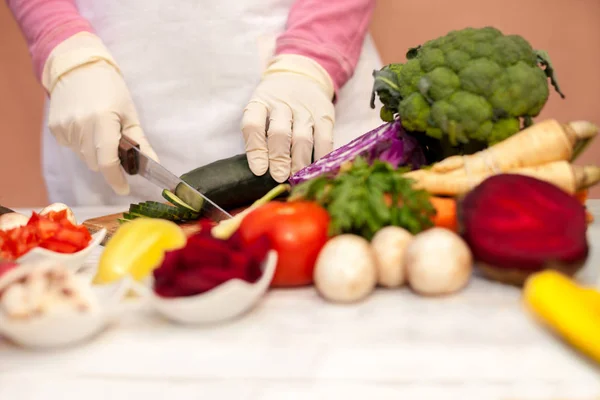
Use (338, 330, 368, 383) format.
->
(118, 135, 232, 222)
(0, 205, 15, 216)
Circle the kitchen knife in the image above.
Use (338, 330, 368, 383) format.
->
(118, 135, 232, 223)
(0, 205, 15, 216)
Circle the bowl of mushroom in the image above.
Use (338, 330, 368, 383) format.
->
(0, 260, 136, 349)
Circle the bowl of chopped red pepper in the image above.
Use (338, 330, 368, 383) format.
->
(0, 210, 105, 271)
(149, 225, 277, 325)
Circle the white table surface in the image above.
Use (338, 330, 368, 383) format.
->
(1, 202, 599, 400)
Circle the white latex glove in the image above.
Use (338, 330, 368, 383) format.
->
(42, 32, 159, 195)
(242, 54, 335, 183)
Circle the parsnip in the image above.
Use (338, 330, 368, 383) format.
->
(406, 119, 598, 177)
(408, 161, 600, 196)
(211, 184, 290, 240)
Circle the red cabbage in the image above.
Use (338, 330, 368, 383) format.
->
(289, 121, 426, 186)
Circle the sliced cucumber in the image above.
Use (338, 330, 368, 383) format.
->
(127, 200, 199, 222)
(128, 211, 148, 219)
(161, 189, 199, 212)
(122, 212, 143, 220)
(173, 183, 204, 213)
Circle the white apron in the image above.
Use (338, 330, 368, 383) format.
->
(41, 0, 384, 206)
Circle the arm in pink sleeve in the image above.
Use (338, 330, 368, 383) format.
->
(275, 0, 376, 92)
(6, 0, 94, 80)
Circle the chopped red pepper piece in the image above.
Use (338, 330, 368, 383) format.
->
(0, 211, 92, 260)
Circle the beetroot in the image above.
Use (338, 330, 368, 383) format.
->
(153, 228, 272, 298)
(0, 262, 17, 279)
(460, 174, 589, 286)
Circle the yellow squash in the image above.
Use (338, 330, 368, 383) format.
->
(93, 218, 187, 284)
(523, 270, 600, 365)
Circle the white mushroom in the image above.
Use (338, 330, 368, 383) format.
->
(39, 203, 77, 224)
(370, 226, 414, 288)
(405, 227, 473, 296)
(314, 234, 377, 303)
(0, 261, 97, 320)
(0, 212, 29, 231)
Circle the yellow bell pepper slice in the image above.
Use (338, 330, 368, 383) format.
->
(523, 270, 600, 365)
(93, 218, 187, 284)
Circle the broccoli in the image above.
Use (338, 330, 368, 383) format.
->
(370, 26, 564, 162)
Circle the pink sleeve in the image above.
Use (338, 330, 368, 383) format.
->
(6, 0, 94, 80)
(275, 0, 376, 93)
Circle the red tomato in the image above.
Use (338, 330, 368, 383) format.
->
(238, 201, 330, 287)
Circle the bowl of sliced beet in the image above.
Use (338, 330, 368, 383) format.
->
(148, 228, 277, 325)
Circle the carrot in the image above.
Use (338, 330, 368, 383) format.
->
(575, 189, 595, 224)
(575, 189, 589, 204)
(429, 196, 458, 231)
(587, 212, 595, 224)
(406, 161, 600, 196)
(406, 119, 598, 177)
(383, 194, 457, 231)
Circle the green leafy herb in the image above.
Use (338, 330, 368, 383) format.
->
(289, 157, 436, 240)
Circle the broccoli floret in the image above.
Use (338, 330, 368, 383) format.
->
(370, 26, 565, 162)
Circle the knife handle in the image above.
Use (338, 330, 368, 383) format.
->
(118, 135, 140, 175)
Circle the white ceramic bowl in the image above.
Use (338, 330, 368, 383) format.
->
(150, 250, 277, 325)
(0, 263, 137, 349)
(16, 229, 106, 272)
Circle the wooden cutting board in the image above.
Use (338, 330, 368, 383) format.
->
(83, 213, 202, 246)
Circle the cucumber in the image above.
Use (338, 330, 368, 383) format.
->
(125, 154, 285, 223)
(122, 212, 135, 220)
(123, 211, 146, 220)
(161, 189, 200, 212)
(127, 201, 199, 222)
(180, 154, 283, 210)
(173, 183, 204, 213)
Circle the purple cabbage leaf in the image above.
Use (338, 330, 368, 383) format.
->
(289, 120, 426, 186)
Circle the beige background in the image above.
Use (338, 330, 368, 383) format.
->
(1, 0, 599, 207)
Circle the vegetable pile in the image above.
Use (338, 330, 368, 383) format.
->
(81, 25, 598, 363)
(370, 26, 565, 162)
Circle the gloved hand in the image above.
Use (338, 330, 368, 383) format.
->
(42, 32, 159, 195)
(242, 54, 335, 183)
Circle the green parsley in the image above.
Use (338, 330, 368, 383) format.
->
(289, 157, 436, 240)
